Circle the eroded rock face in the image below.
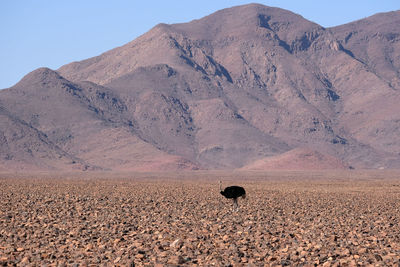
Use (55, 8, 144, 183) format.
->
(1, 4, 400, 171)
(1, 172, 400, 265)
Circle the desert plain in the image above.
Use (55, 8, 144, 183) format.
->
(1, 170, 400, 266)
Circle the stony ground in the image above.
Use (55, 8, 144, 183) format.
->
(1, 171, 400, 266)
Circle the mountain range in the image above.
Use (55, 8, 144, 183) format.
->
(1, 3, 399, 171)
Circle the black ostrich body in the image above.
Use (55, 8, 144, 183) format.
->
(220, 186, 246, 199)
(219, 181, 246, 211)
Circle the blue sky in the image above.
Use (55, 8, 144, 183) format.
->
(1, 0, 399, 89)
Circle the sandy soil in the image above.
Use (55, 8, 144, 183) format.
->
(1, 170, 400, 266)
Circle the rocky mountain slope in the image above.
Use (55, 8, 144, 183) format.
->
(1, 4, 399, 171)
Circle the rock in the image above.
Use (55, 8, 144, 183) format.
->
(374, 254, 383, 261)
(358, 248, 367, 254)
(170, 238, 181, 248)
(267, 256, 277, 261)
(20, 257, 29, 264)
(135, 254, 144, 259)
(168, 255, 185, 265)
(343, 248, 350, 255)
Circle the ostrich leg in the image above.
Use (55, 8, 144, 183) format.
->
(233, 198, 238, 211)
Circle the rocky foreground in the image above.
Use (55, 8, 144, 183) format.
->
(1, 171, 400, 266)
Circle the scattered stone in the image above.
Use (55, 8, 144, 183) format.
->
(20, 257, 29, 264)
(1, 176, 400, 265)
(374, 254, 383, 261)
(170, 238, 181, 248)
(168, 255, 185, 265)
(135, 254, 144, 259)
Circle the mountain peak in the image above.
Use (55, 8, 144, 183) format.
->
(171, 3, 322, 40)
(57, 3, 324, 85)
(15, 67, 64, 88)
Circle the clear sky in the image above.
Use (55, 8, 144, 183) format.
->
(1, 0, 399, 89)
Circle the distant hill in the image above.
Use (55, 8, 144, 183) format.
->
(240, 148, 349, 170)
(1, 4, 399, 171)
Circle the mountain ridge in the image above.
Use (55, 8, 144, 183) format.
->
(1, 4, 400, 171)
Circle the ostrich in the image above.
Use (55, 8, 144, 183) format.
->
(219, 181, 246, 211)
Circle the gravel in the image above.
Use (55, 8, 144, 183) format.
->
(1, 173, 400, 266)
